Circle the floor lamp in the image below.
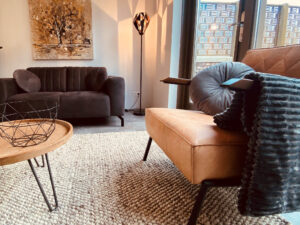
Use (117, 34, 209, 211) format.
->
(133, 12, 150, 116)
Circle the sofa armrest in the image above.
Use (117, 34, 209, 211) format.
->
(0, 78, 19, 103)
(102, 76, 125, 116)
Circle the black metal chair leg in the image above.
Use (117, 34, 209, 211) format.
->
(143, 137, 152, 161)
(28, 153, 58, 212)
(118, 116, 124, 127)
(187, 182, 209, 225)
(187, 178, 241, 225)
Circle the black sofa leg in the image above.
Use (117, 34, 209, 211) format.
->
(187, 178, 241, 225)
(118, 116, 124, 127)
(143, 137, 152, 161)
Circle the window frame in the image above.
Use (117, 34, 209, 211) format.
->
(176, 0, 257, 109)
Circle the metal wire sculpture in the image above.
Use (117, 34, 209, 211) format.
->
(0, 100, 58, 147)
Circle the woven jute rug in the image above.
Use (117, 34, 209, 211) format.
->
(0, 131, 290, 225)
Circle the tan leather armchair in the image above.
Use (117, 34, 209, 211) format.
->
(142, 45, 300, 225)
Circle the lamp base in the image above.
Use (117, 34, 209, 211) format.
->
(133, 108, 145, 116)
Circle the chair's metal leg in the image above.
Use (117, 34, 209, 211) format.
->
(143, 137, 152, 161)
(187, 178, 241, 225)
(28, 153, 58, 212)
(118, 116, 124, 127)
(187, 181, 209, 225)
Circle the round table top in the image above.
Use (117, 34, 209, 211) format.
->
(0, 119, 73, 166)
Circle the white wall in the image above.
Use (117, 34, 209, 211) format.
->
(0, 0, 174, 109)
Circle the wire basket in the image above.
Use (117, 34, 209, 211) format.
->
(0, 100, 58, 147)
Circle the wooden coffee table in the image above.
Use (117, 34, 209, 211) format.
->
(0, 119, 73, 211)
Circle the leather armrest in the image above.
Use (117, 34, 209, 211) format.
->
(161, 77, 191, 85)
(102, 76, 125, 116)
(0, 78, 19, 103)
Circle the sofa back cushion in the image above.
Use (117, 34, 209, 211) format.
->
(66, 67, 108, 91)
(13, 69, 41, 93)
(27, 67, 67, 92)
(242, 44, 300, 78)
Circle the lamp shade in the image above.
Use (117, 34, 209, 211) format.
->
(133, 12, 150, 35)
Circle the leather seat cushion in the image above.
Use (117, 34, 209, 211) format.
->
(145, 108, 248, 184)
(59, 91, 110, 118)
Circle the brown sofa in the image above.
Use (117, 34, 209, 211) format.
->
(142, 45, 300, 224)
(0, 67, 125, 126)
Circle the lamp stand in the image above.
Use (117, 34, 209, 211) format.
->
(134, 34, 145, 116)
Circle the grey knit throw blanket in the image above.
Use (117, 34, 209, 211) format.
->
(214, 72, 300, 216)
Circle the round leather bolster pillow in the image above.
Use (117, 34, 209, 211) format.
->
(190, 62, 254, 115)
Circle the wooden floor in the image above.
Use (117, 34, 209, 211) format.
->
(68, 112, 146, 135)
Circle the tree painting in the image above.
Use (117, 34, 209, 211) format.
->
(28, 0, 93, 59)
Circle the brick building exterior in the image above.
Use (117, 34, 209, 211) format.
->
(192, 2, 300, 75)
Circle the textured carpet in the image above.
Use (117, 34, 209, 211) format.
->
(0, 131, 290, 225)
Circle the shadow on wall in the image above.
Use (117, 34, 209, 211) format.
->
(60, 0, 173, 108)
(93, 0, 152, 108)
(93, 0, 173, 108)
(151, 0, 174, 107)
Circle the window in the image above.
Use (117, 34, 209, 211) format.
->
(192, 0, 240, 76)
(253, 0, 300, 49)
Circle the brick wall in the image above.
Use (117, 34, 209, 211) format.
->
(286, 7, 300, 45)
(195, 3, 237, 57)
(193, 2, 238, 73)
(262, 5, 281, 48)
(193, 2, 300, 75)
(262, 5, 300, 47)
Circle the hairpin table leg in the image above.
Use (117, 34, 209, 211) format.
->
(41, 155, 45, 167)
(34, 158, 40, 167)
(33, 155, 45, 167)
(28, 153, 58, 212)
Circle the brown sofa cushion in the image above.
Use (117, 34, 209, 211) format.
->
(59, 91, 110, 118)
(7, 92, 62, 103)
(27, 67, 67, 92)
(13, 69, 41, 93)
(66, 67, 108, 91)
